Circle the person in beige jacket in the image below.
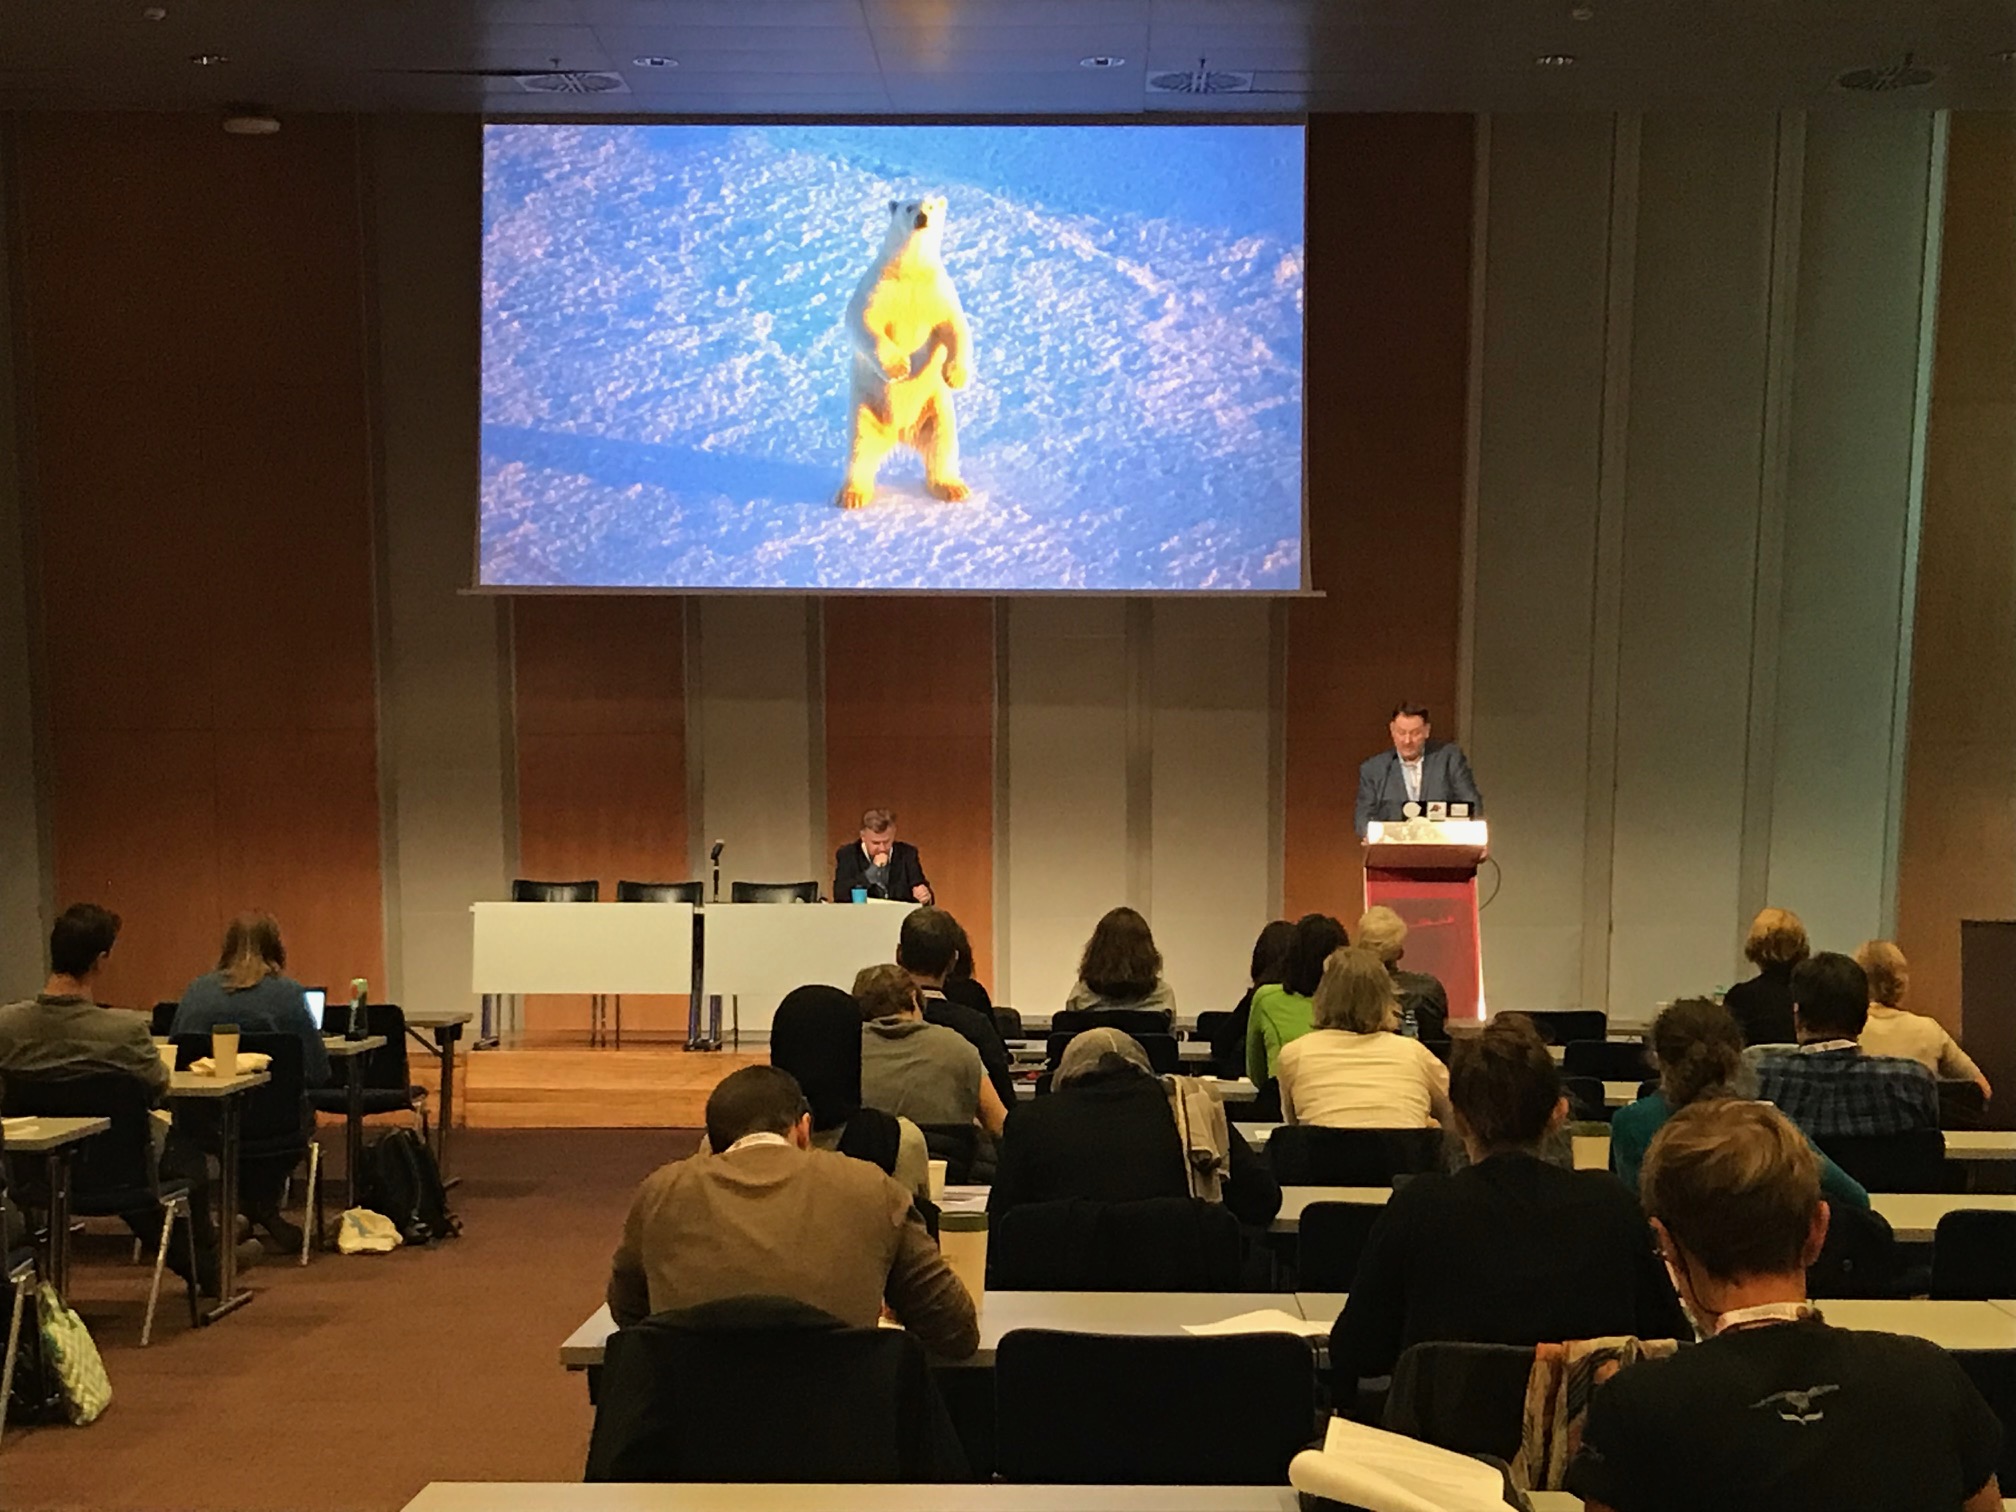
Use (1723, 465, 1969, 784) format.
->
(1854, 940, 1992, 1102)
(607, 1065, 979, 1360)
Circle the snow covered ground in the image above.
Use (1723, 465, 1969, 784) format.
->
(481, 124, 1305, 592)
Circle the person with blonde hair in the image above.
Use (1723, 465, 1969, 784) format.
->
(1355, 905, 1449, 1041)
(1722, 906, 1809, 1046)
(1275, 946, 1452, 1128)
(1854, 940, 1992, 1101)
(1569, 1100, 2003, 1512)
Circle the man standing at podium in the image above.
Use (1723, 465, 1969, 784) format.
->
(1353, 703, 1483, 839)
(834, 808, 934, 905)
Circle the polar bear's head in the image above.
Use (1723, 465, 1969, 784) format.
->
(881, 195, 948, 258)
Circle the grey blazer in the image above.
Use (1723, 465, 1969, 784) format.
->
(1354, 740, 1483, 838)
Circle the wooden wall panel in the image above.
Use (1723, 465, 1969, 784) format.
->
(512, 596, 689, 1039)
(824, 599, 995, 984)
(1283, 115, 1474, 922)
(18, 114, 384, 1008)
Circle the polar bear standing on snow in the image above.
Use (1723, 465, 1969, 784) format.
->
(836, 195, 973, 510)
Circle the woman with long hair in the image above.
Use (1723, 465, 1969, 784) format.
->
(1065, 906, 1175, 1020)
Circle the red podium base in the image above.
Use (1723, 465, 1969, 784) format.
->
(1362, 822, 1487, 1023)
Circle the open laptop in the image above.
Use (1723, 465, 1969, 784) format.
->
(301, 986, 328, 1032)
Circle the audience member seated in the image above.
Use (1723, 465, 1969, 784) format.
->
(1245, 912, 1349, 1086)
(938, 915, 994, 1020)
(1276, 946, 1451, 1129)
(1355, 906, 1449, 1042)
(770, 985, 929, 1200)
(0, 904, 232, 1293)
(1722, 906, 1808, 1047)
(171, 910, 327, 1251)
(1610, 997, 1868, 1211)
(988, 1028, 1280, 1228)
(1064, 906, 1176, 1021)
(1854, 939, 1992, 1101)
(607, 1066, 978, 1360)
(1568, 1100, 2002, 1512)
(1752, 952, 1939, 1141)
(1213, 919, 1294, 1079)
(1330, 1015, 1687, 1387)
(897, 907, 1017, 1108)
(855, 965, 1007, 1137)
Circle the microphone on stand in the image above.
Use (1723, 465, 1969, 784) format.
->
(709, 839, 725, 902)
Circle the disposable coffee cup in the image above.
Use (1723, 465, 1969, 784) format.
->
(938, 1210, 988, 1310)
(156, 1041, 179, 1077)
(927, 1158, 948, 1202)
(851, 887, 868, 904)
(210, 1024, 240, 1078)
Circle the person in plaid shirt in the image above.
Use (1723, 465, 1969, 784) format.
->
(1751, 952, 1939, 1139)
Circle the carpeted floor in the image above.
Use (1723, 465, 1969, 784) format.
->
(3, 1127, 700, 1512)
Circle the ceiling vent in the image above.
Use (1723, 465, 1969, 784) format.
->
(1147, 61, 1254, 95)
(513, 70, 628, 94)
(1834, 56, 1938, 93)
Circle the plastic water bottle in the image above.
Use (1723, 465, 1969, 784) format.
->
(347, 978, 369, 1041)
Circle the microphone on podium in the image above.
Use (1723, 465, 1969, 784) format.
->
(709, 839, 725, 902)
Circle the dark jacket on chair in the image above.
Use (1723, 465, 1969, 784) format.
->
(1331, 1150, 1688, 1384)
(834, 840, 931, 904)
(988, 1071, 1280, 1229)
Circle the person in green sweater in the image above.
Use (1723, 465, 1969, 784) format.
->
(1245, 912, 1349, 1086)
(1611, 996, 1869, 1210)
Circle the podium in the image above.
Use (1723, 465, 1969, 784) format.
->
(1362, 819, 1488, 1023)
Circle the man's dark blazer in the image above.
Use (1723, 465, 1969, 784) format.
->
(1354, 740, 1483, 838)
(833, 840, 932, 904)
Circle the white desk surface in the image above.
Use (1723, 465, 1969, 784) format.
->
(1270, 1185, 1392, 1232)
(1528, 1499, 2016, 1512)
(402, 1008, 475, 1028)
(1870, 1192, 2016, 1244)
(1817, 1298, 2016, 1351)
(1944, 1130, 2016, 1162)
(471, 901, 695, 996)
(1, 1115, 110, 1153)
(1015, 1078, 1256, 1104)
(702, 901, 916, 1035)
(1294, 1293, 1349, 1324)
(406, 1488, 1297, 1512)
(166, 1069, 269, 1098)
(323, 1035, 388, 1058)
(1604, 1081, 1639, 1108)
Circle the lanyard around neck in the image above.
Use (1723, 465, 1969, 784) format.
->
(1711, 1301, 1818, 1337)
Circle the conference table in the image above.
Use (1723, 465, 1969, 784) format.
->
(2, 1115, 109, 1301)
(324, 1035, 387, 1204)
(401, 1008, 474, 1179)
(1014, 1076, 1257, 1103)
(167, 1066, 268, 1322)
(406, 1489, 1298, 1511)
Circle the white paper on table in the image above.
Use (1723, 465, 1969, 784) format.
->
(1286, 1414, 1510, 1512)
(1181, 1309, 1330, 1339)
(185, 1052, 272, 1076)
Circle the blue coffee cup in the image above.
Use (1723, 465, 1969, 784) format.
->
(851, 887, 868, 904)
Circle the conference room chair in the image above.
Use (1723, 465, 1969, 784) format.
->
(1561, 1075, 1611, 1124)
(916, 1122, 981, 1185)
(1814, 1127, 1956, 1194)
(995, 1329, 1318, 1484)
(1295, 1200, 1385, 1290)
(1518, 1010, 1607, 1047)
(172, 1033, 320, 1267)
(729, 880, 820, 903)
(0, 1246, 34, 1445)
(1043, 1030, 1180, 1075)
(989, 1197, 1244, 1291)
(585, 1296, 967, 1483)
(1381, 1339, 1536, 1467)
(309, 1002, 430, 1163)
(1931, 1211, 2016, 1300)
(1420, 1036, 1455, 1064)
(1807, 1200, 1912, 1299)
(1051, 1007, 1175, 1042)
(149, 1002, 178, 1038)
(1, 1072, 200, 1345)
(1229, 1077, 1283, 1124)
(1561, 1039, 1651, 1082)
(511, 878, 600, 902)
(1265, 1125, 1443, 1187)
(1939, 1079, 1989, 1130)
(615, 879, 703, 903)
(991, 1006, 1022, 1040)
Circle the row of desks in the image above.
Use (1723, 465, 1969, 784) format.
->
(405, 1490, 2012, 1511)
(1239, 1121, 2016, 1165)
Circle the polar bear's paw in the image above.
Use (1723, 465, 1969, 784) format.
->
(836, 483, 874, 510)
(928, 478, 972, 503)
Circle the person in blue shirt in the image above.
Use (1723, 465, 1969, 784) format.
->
(173, 912, 329, 1250)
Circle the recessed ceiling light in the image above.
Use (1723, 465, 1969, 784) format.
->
(142, 6, 168, 20)
(1080, 55, 1126, 69)
(1535, 54, 1577, 67)
(631, 55, 677, 68)
(189, 52, 227, 65)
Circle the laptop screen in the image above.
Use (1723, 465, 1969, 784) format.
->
(302, 987, 327, 1031)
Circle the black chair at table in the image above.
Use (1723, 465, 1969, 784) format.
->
(617, 880, 702, 904)
(1940, 1080, 1990, 1130)
(990, 1006, 1022, 1040)
(1520, 1010, 1608, 1047)
(585, 1296, 968, 1483)
(1382, 1339, 1537, 1465)
(1562, 1074, 1612, 1124)
(1807, 1200, 1911, 1299)
(1051, 1007, 1174, 1042)
(995, 1329, 1318, 1484)
(1562, 1039, 1651, 1083)
(310, 1003, 430, 1168)
(172, 1033, 320, 1266)
(1, 1072, 199, 1345)
(1931, 1211, 2016, 1300)
(1814, 1127, 1955, 1194)
(730, 881, 820, 904)
(989, 1197, 1244, 1291)
(1266, 1125, 1443, 1186)
(1297, 1200, 1387, 1290)
(512, 878, 599, 902)
(916, 1123, 981, 1186)
(149, 1002, 178, 1038)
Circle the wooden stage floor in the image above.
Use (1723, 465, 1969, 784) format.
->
(410, 1043, 764, 1130)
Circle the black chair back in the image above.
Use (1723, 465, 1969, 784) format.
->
(1383, 1340, 1536, 1465)
(915, 1123, 980, 1185)
(363, 1003, 416, 1093)
(991, 1006, 1023, 1040)
(585, 1296, 966, 1483)
(512, 878, 599, 902)
(1519, 1010, 1608, 1046)
(1561, 1075, 1611, 1123)
(730, 881, 820, 904)
(1932, 1211, 2016, 1300)
(1228, 1077, 1283, 1124)
(989, 1198, 1243, 1291)
(1562, 1039, 1651, 1082)
(0, 1072, 159, 1212)
(1807, 1200, 1907, 1299)
(995, 1329, 1316, 1484)
(1814, 1128, 1953, 1193)
(1940, 1080, 1989, 1130)
(1266, 1125, 1443, 1186)
(171, 1034, 310, 1156)
(149, 1002, 178, 1038)
(1297, 1201, 1386, 1290)
(617, 880, 703, 904)
(1052, 1008, 1173, 1042)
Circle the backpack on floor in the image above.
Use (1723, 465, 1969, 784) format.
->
(357, 1129, 459, 1246)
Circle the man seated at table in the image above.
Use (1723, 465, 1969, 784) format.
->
(1751, 951, 1939, 1141)
(834, 808, 932, 905)
(1568, 1100, 2002, 1512)
(897, 907, 1018, 1109)
(607, 1065, 978, 1360)
(0, 904, 235, 1294)
(855, 964, 1008, 1139)
(1330, 1015, 1688, 1387)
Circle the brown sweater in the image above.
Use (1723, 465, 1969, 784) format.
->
(607, 1140, 979, 1360)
